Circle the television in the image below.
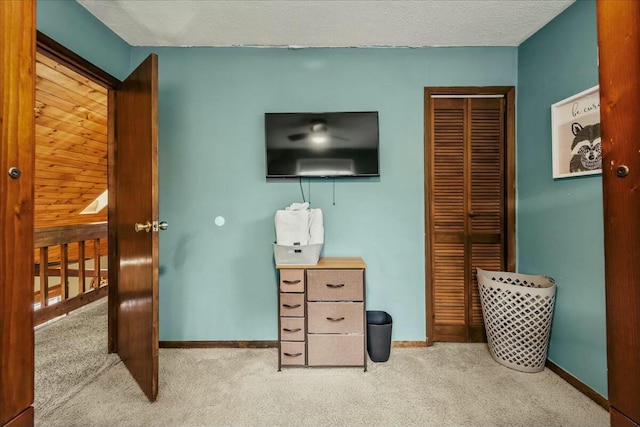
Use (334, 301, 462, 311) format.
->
(265, 111, 379, 178)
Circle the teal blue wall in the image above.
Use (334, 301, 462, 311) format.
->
(39, 2, 606, 396)
(37, 0, 131, 80)
(517, 0, 606, 396)
(130, 47, 517, 341)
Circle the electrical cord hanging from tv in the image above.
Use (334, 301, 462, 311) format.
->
(333, 177, 336, 206)
(299, 177, 306, 202)
(300, 177, 336, 205)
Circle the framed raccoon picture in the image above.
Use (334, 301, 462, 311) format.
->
(551, 85, 601, 179)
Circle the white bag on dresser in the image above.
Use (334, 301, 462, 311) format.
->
(308, 208, 324, 245)
(275, 209, 310, 245)
(274, 202, 323, 265)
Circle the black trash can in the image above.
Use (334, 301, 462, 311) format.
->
(366, 311, 392, 362)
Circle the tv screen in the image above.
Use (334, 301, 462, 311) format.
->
(265, 111, 379, 178)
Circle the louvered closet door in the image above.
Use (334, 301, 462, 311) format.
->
(430, 96, 506, 342)
(467, 98, 505, 341)
(431, 98, 467, 341)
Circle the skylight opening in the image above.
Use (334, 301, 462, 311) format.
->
(80, 189, 108, 215)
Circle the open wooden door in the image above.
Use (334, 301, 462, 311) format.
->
(1, 1, 36, 426)
(597, 2, 640, 426)
(114, 54, 160, 401)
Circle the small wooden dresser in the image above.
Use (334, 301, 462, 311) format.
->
(277, 257, 367, 371)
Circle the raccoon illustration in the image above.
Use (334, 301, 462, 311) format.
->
(570, 122, 601, 173)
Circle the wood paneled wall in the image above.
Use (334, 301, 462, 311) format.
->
(34, 51, 108, 229)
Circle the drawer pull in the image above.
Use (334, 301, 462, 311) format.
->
(326, 283, 345, 288)
(326, 317, 345, 322)
(283, 352, 303, 357)
(282, 279, 301, 285)
(283, 328, 302, 333)
(283, 303, 301, 309)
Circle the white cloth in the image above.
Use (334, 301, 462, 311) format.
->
(309, 208, 324, 244)
(275, 202, 324, 246)
(275, 209, 309, 245)
(285, 202, 309, 211)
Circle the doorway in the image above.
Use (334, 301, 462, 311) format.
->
(32, 36, 112, 413)
(33, 44, 109, 323)
(424, 87, 516, 344)
(34, 32, 162, 403)
(3, 4, 162, 423)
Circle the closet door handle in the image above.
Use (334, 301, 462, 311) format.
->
(283, 328, 302, 333)
(283, 304, 301, 309)
(326, 283, 345, 288)
(326, 317, 345, 322)
(283, 352, 302, 357)
(282, 279, 301, 285)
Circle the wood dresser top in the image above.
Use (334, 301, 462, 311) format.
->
(277, 257, 366, 270)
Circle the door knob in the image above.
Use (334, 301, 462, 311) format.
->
(134, 221, 152, 233)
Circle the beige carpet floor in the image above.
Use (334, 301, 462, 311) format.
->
(34, 301, 609, 427)
(34, 297, 120, 418)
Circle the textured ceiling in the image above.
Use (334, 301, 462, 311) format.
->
(77, 0, 575, 48)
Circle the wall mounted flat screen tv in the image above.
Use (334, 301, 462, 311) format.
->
(265, 111, 379, 178)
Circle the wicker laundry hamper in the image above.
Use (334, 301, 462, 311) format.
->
(476, 268, 556, 373)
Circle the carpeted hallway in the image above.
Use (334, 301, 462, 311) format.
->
(35, 299, 608, 427)
(34, 297, 119, 418)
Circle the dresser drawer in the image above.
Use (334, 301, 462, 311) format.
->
(307, 302, 364, 334)
(280, 341, 306, 366)
(307, 269, 364, 301)
(280, 293, 305, 317)
(280, 317, 305, 341)
(279, 269, 305, 293)
(307, 334, 364, 366)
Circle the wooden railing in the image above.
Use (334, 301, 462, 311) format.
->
(34, 222, 108, 325)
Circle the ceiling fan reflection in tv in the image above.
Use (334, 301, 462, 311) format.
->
(287, 119, 350, 144)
